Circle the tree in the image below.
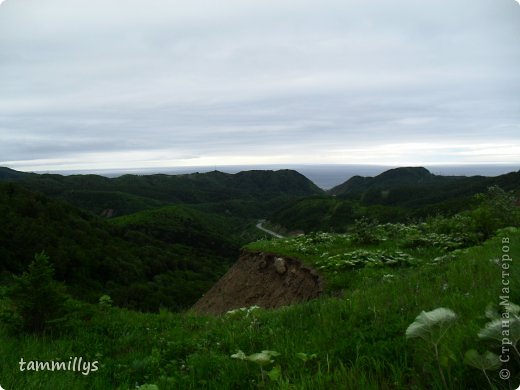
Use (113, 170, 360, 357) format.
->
(2, 252, 69, 333)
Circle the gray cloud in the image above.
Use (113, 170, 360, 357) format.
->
(1, 0, 519, 170)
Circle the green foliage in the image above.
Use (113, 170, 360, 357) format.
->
(137, 384, 159, 390)
(270, 196, 412, 233)
(316, 249, 416, 271)
(405, 308, 457, 390)
(464, 349, 502, 371)
(266, 364, 282, 382)
(270, 196, 356, 233)
(464, 349, 502, 388)
(295, 352, 318, 363)
(405, 308, 457, 342)
(110, 204, 240, 256)
(0, 231, 518, 389)
(98, 295, 113, 308)
(470, 186, 520, 239)
(231, 349, 280, 366)
(464, 303, 520, 388)
(0, 183, 244, 311)
(477, 302, 520, 358)
(272, 170, 519, 234)
(350, 217, 381, 245)
(247, 204, 512, 289)
(1, 252, 69, 333)
(246, 215, 485, 292)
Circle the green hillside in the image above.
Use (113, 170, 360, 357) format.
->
(269, 196, 413, 233)
(269, 169, 520, 234)
(110, 204, 255, 256)
(0, 183, 248, 311)
(1, 225, 518, 389)
(328, 167, 520, 208)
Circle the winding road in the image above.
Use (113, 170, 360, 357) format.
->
(256, 221, 284, 238)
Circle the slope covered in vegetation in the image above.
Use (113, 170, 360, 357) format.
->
(328, 167, 520, 208)
(0, 183, 253, 311)
(0, 226, 518, 389)
(270, 169, 520, 234)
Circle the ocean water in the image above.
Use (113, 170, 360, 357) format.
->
(40, 164, 520, 190)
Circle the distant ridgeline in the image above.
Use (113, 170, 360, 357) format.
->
(269, 167, 520, 233)
(0, 166, 518, 312)
(0, 167, 322, 217)
(328, 166, 520, 199)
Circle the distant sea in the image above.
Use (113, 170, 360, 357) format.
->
(38, 164, 520, 190)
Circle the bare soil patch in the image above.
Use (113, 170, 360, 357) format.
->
(192, 249, 323, 315)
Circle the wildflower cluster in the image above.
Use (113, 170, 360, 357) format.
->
(403, 232, 470, 251)
(286, 232, 349, 254)
(315, 249, 416, 272)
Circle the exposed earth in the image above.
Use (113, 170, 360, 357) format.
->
(192, 250, 323, 315)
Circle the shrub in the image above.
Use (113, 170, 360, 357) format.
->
(350, 217, 381, 245)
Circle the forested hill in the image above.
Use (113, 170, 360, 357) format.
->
(0, 182, 253, 311)
(0, 167, 323, 216)
(328, 166, 520, 202)
(269, 168, 520, 233)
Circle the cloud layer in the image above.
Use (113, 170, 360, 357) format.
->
(1, 0, 519, 170)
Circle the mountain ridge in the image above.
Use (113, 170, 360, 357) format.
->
(0, 167, 323, 216)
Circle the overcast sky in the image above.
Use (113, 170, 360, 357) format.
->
(1, 0, 519, 171)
